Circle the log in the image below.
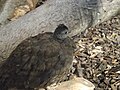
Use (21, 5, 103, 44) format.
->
(0, 0, 27, 25)
(0, 0, 120, 62)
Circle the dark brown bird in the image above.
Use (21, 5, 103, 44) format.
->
(0, 24, 75, 90)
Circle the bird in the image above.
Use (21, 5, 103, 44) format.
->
(0, 24, 76, 90)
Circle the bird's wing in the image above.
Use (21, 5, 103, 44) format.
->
(27, 37, 63, 88)
(0, 33, 54, 73)
(0, 35, 39, 88)
(0, 33, 63, 88)
(29, 38, 74, 88)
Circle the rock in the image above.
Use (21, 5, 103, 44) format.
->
(45, 77, 95, 90)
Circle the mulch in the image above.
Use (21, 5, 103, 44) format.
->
(73, 15, 120, 90)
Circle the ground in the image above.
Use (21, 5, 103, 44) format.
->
(73, 15, 120, 90)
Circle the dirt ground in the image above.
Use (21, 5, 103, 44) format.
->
(73, 15, 120, 90)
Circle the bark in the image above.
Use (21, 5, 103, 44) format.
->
(0, 0, 27, 25)
(0, 0, 120, 62)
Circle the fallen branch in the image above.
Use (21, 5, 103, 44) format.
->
(0, 0, 120, 62)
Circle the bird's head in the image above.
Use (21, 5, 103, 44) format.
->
(53, 24, 70, 40)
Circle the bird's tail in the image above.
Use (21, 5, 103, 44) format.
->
(0, 77, 9, 90)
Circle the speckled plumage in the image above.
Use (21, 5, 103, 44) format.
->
(0, 24, 75, 90)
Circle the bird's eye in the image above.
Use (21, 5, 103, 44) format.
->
(65, 31, 68, 34)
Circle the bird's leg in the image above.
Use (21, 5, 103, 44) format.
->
(72, 57, 83, 77)
(76, 60, 83, 77)
(67, 66, 76, 80)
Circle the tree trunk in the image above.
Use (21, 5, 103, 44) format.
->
(0, 0, 120, 62)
